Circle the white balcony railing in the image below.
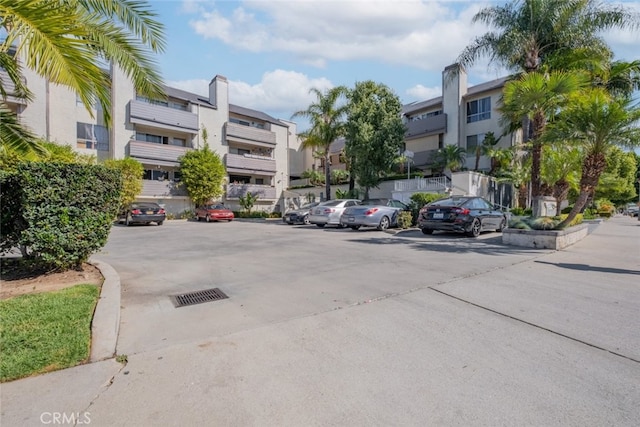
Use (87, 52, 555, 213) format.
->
(393, 176, 451, 192)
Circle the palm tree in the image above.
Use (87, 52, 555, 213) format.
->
(457, 0, 639, 74)
(500, 70, 587, 202)
(291, 87, 348, 200)
(471, 131, 500, 171)
(433, 144, 467, 174)
(544, 89, 640, 228)
(1, 0, 166, 154)
(540, 143, 582, 215)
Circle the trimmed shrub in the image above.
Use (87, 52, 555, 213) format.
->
(1, 163, 121, 270)
(397, 211, 413, 229)
(407, 192, 446, 225)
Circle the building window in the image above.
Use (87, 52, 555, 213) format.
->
(466, 133, 486, 154)
(466, 97, 491, 123)
(237, 148, 250, 156)
(143, 169, 169, 180)
(136, 132, 168, 145)
(229, 175, 251, 184)
(229, 117, 265, 129)
(136, 95, 188, 111)
(172, 137, 187, 147)
(77, 122, 109, 150)
(255, 178, 264, 185)
(173, 171, 182, 182)
(438, 134, 444, 149)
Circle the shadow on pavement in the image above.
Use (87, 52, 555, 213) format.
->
(534, 260, 640, 275)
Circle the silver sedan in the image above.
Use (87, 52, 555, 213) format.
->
(308, 199, 361, 228)
(340, 198, 409, 231)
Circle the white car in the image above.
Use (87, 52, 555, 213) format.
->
(308, 199, 360, 228)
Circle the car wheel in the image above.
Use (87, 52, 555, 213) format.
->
(496, 218, 506, 232)
(303, 215, 310, 225)
(467, 218, 481, 237)
(421, 228, 433, 235)
(349, 225, 361, 230)
(205, 215, 211, 223)
(125, 214, 132, 226)
(316, 224, 325, 228)
(157, 221, 163, 226)
(377, 216, 390, 231)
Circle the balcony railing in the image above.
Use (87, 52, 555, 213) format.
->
(226, 183, 276, 200)
(225, 122, 276, 146)
(128, 99, 198, 132)
(405, 114, 447, 139)
(225, 153, 276, 174)
(128, 140, 191, 163)
(0, 70, 28, 105)
(394, 176, 451, 192)
(140, 180, 188, 197)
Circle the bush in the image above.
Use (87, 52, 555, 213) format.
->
(407, 192, 446, 225)
(397, 211, 413, 229)
(336, 188, 360, 199)
(507, 213, 584, 230)
(1, 163, 121, 270)
(511, 207, 526, 216)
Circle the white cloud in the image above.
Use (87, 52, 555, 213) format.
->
(167, 69, 334, 122)
(406, 84, 441, 101)
(185, 0, 489, 71)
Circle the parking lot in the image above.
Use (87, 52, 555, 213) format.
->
(54, 217, 640, 425)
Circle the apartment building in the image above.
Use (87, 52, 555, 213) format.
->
(402, 64, 522, 174)
(3, 61, 297, 214)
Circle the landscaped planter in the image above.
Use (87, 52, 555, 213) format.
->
(502, 224, 588, 250)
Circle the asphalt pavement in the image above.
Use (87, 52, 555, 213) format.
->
(1, 215, 639, 426)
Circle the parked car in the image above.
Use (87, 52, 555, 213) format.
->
(283, 202, 322, 225)
(417, 196, 507, 237)
(119, 202, 166, 226)
(308, 199, 360, 228)
(195, 204, 234, 222)
(624, 203, 639, 217)
(340, 198, 409, 231)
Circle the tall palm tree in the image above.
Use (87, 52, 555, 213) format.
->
(291, 87, 348, 200)
(544, 89, 640, 228)
(0, 0, 166, 154)
(500, 70, 587, 201)
(457, 0, 639, 74)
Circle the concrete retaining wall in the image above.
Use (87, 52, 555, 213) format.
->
(502, 224, 588, 250)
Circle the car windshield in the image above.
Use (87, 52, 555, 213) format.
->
(361, 199, 385, 206)
(302, 202, 319, 209)
(211, 205, 225, 209)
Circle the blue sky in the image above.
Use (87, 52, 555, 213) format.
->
(152, 0, 640, 131)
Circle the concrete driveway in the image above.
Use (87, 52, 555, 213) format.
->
(2, 216, 639, 426)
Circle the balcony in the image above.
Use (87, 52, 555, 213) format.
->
(226, 183, 277, 200)
(140, 180, 188, 197)
(405, 114, 447, 140)
(128, 99, 198, 132)
(393, 176, 451, 192)
(225, 153, 276, 175)
(225, 122, 276, 147)
(0, 70, 28, 105)
(128, 140, 191, 164)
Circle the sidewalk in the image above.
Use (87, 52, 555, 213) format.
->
(1, 216, 638, 426)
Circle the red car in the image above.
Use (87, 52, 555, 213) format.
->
(195, 204, 234, 222)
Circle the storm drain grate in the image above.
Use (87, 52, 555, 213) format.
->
(171, 288, 229, 308)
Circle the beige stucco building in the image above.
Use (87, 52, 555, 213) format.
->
(3, 61, 300, 215)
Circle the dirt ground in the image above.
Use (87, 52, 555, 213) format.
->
(0, 260, 104, 300)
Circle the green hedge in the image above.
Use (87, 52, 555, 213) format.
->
(1, 163, 122, 270)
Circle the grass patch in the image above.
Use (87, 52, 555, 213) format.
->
(0, 285, 100, 382)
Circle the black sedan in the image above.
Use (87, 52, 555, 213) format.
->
(418, 196, 507, 237)
(283, 202, 321, 225)
(119, 202, 166, 226)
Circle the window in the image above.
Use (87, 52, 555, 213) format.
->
(255, 178, 264, 185)
(173, 171, 182, 182)
(438, 134, 444, 149)
(237, 148, 250, 155)
(229, 175, 251, 184)
(136, 95, 188, 111)
(77, 122, 109, 150)
(466, 133, 485, 154)
(466, 97, 491, 123)
(143, 169, 169, 180)
(172, 138, 187, 147)
(136, 132, 168, 145)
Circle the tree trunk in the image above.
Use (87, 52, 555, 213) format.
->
(324, 151, 331, 201)
(552, 179, 570, 216)
(557, 152, 606, 229)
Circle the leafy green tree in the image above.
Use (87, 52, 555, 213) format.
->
(544, 89, 640, 228)
(301, 168, 324, 186)
(471, 131, 500, 171)
(0, 0, 166, 154)
(104, 158, 144, 210)
(291, 87, 349, 201)
(457, 0, 639, 74)
(344, 81, 405, 199)
(500, 70, 587, 201)
(330, 169, 349, 184)
(179, 144, 226, 207)
(433, 145, 467, 174)
(594, 147, 638, 206)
